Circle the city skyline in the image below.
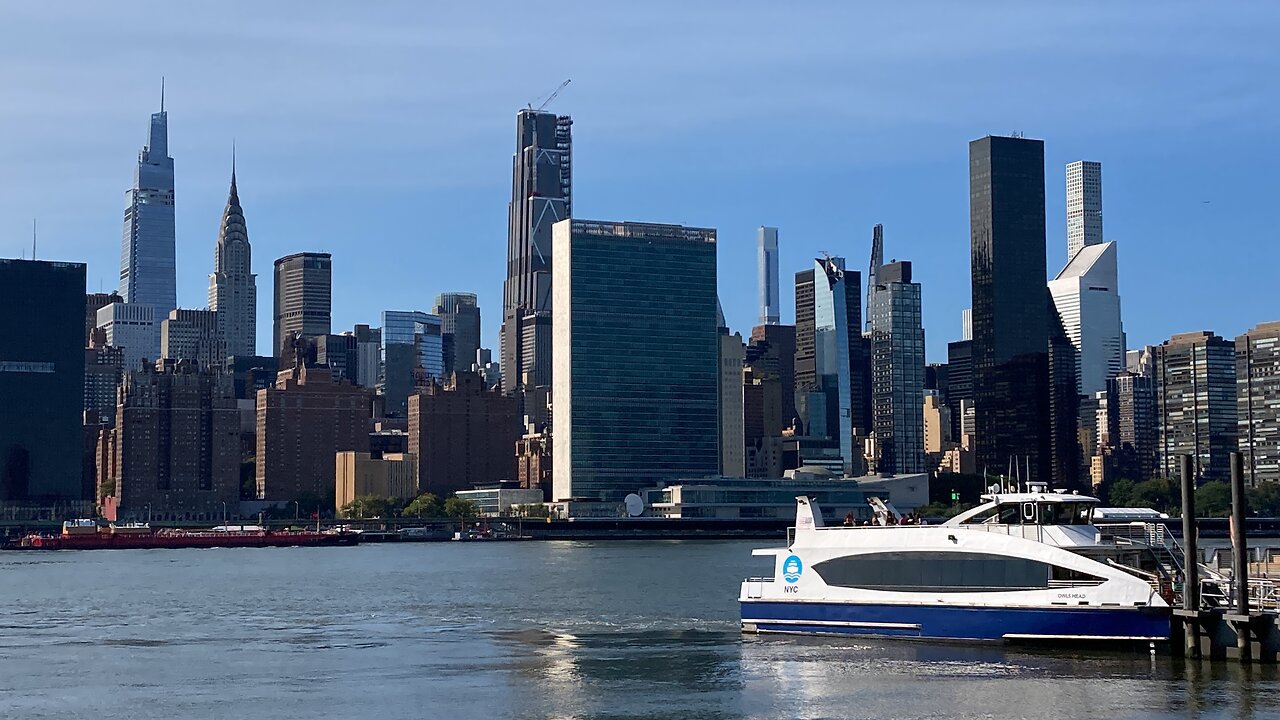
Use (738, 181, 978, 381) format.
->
(2, 4, 1278, 362)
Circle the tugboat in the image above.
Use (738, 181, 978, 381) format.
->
(740, 485, 1171, 643)
(19, 520, 360, 550)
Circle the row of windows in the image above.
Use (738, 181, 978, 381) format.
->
(812, 552, 1103, 592)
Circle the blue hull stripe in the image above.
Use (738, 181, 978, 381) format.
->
(741, 601, 1170, 641)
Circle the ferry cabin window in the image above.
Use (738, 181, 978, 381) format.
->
(1037, 503, 1093, 526)
(812, 552, 1053, 592)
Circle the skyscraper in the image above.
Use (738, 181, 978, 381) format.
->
(1106, 370, 1157, 481)
(96, 301, 160, 370)
(758, 227, 780, 325)
(257, 362, 373, 502)
(408, 372, 519, 498)
(1154, 331, 1236, 482)
(434, 292, 481, 378)
(99, 360, 239, 521)
(0, 259, 86, 502)
(794, 257, 865, 474)
(120, 95, 177, 319)
(160, 308, 224, 370)
(501, 108, 571, 428)
(1065, 160, 1102, 261)
(719, 331, 746, 477)
(273, 252, 332, 360)
(868, 260, 925, 474)
(1236, 322, 1280, 484)
(969, 135, 1054, 484)
(208, 162, 256, 358)
(551, 220, 718, 502)
(1049, 241, 1124, 396)
(945, 339, 973, 443)
(380, 310, 443, 417)
(865, 224, 883, 333)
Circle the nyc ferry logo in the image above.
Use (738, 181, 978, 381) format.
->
(782, 555, 803, 586)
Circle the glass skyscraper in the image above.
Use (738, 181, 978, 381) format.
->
(120, 100, 177, 319)
(551, 220, 719, 502)
(794, 257, 865, 475)
(868, 260, 925, 474)
(969, 135, 1054, 485)
(501, 108, 571, 427)
(380, 310, 443, 418)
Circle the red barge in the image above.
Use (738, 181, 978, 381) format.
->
(20, 520, 360, 550)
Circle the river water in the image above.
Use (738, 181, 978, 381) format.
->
(1, 540, 1277, 719)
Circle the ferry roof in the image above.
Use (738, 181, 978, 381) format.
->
(978, 491, 1099, 504)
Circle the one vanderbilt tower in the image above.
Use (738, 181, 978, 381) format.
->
(120, 86, 177, 318)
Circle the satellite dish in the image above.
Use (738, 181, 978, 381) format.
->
(624, 493, 644, 517)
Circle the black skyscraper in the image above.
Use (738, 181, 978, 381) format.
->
(969, 136, 1055, 484)
(0, 259, 86, 502)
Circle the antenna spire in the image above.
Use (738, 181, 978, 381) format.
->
(160, 76, 165, 112)
(31, 217, 36, 260)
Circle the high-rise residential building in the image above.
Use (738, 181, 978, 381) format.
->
(1154, 331, 1237, 482)
(1237, 321, 1280, 484)
(407, 371, 519, 498)
(970, 135, 1056, 485)
(98, 360, 239, 521)
(794, 257, 866, 474)
(1106, 370, 1157, 481)
(500, 108, 571, 429)
(1065, 160, 1102, 261)
(865, 224, 883, 333)
(96, 301, 160, 372)
(434, 292, 481, 378)
(207, 163, 256, 358)
(868, 260, 926, 474)
(0, 259, 86, 502)
(257, 362, 372, 501)
(161, 309, 224, 370)
(120, 98, 177, 319)
(352, 325, 381, 389)
(552, 220, 718, 501)
(758, 227, 780, 326)
(380, 310, 443, 418)
(719, 331, 746, 477)
(945, 340, 973, 443)
(747, 324, 797, 427)
(1049, 241, 1125, 396)
(273, 252, 331, 361)
(85, 328, 124, 426)
(86, 292, 122, 345)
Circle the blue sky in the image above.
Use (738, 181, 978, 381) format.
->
(1, 2, 1276, 361)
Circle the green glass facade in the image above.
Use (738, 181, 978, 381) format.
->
(552, 220, 719, 501)
(0, 259, 86, 502)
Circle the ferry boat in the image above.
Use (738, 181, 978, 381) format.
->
(19, 520, 360, 550)
(740, 485, 1172, 643)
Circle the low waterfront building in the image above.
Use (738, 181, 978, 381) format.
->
(334, 451, 418, 512)
(638, 472, 928, 521)
(454, 483, 546, 516)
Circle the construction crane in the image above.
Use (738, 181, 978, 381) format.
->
(529, 79, 571, 112)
